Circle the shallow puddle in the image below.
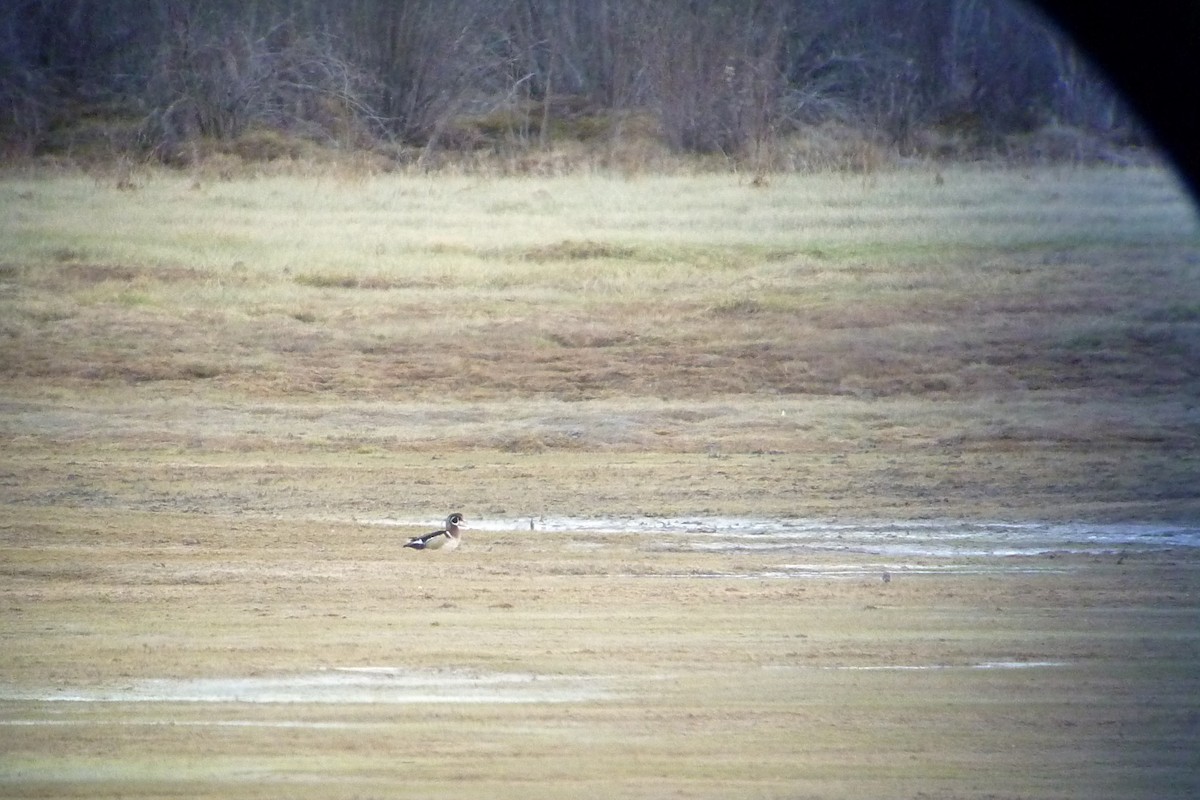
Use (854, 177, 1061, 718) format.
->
(0, 667, 611, 705)
(814, 661, 1070, 671)
(371, 516, 1200, 557)
(0, 661, 1069, 725)
(627, 562, 1072, 580)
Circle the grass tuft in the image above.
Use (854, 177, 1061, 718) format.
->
(710, 296, 766, 316)
(521, 239, 640, 262)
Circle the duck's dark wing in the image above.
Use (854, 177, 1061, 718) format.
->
(404, 528, 449, 549)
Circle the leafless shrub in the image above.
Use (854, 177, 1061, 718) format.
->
(0, 0, 1143, 171)
(139, 17, 379, 163)
(0, 58, 50, 158)
(644, 2, 787, 157)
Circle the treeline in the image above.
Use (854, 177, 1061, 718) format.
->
(0, 0, 1139, 168)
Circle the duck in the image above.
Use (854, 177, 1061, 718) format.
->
(403, 513, 467, 551)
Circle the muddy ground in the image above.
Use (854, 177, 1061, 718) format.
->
(1, 494, 1199, 799)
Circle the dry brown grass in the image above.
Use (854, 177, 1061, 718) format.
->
(1, 166, 1198, 521)
(1, 165, 1199, 797)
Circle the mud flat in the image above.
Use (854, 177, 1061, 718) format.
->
(2, 510, 1198, 799)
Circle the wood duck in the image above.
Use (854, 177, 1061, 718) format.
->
(404, 513, 467, 551)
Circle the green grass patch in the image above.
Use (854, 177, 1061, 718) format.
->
(519, 239, 640, 262)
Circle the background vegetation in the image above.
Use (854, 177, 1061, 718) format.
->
(0, 0, 1145, 172)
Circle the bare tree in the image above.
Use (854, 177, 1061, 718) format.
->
(0, 0, 1139, 165)
(645, 0, 789, 156)
(139, 5, 375, 160)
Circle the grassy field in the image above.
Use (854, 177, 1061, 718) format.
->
(1, 163, 1199, 798)
(2, 164, 1198, 520)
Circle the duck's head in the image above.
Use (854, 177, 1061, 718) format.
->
(446, 512, 467, 530)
